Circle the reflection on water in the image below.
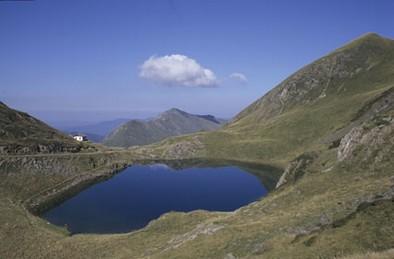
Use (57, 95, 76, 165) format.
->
(43, 160, 281, 234)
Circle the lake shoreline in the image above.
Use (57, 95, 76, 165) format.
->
(42, 163, 272, 234)
(6, 153, 282, 221)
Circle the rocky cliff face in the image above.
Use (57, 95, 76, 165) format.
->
(338, 113, 393, 162)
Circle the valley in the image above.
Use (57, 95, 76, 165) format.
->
(0, 33, 393, 258)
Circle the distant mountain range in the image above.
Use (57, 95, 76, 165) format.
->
(63, 118, 130, 142)
(102, 108, 226, 147)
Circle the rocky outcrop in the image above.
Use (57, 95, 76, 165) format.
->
(165, 222, 224, 251)
(338, 114, 393, 162)
(276, 153, 317, 189)
(162, 136, 205, 159)
(0, 142, 82, 155)
(324, 86, 394, 147)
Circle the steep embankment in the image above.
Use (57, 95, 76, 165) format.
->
(0, 102, 83, 154)
(103, 108, 224, 147)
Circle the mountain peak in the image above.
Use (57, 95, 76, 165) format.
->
(160, 108, 189, 117)
(166, 108, 185, 113)
(232, 33, 393, 124)
(335, 32, 390, 53)
(357, 32, 382, 40)
(103, 108, 223, 147)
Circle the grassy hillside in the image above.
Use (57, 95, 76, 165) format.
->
(1, 113, 392, 258)
(0, 33, 393, 258)
(0, 102, 83, 154)
(143, 33, 394, 166)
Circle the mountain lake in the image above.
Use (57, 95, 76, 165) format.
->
(42, 162, 276, 234)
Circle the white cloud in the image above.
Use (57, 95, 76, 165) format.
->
(229, 72, 248, 83)
(139, 54, 217, 87)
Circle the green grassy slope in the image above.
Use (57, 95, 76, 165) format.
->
(145, 33, 394, 166)
(0, 33, 393, 259)
(0, 102, 83, 154)
(1, 118, 392, 258)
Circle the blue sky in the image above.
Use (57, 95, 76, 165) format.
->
(1, 0, 393, 127)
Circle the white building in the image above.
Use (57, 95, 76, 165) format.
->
(73, 135, 87, 142)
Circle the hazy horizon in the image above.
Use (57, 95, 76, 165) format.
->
(30, 107, 233, 129)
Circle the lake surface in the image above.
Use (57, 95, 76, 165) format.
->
(43, 164, 268, 234)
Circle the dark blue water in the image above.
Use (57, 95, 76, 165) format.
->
(43, 164, 268, 234)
